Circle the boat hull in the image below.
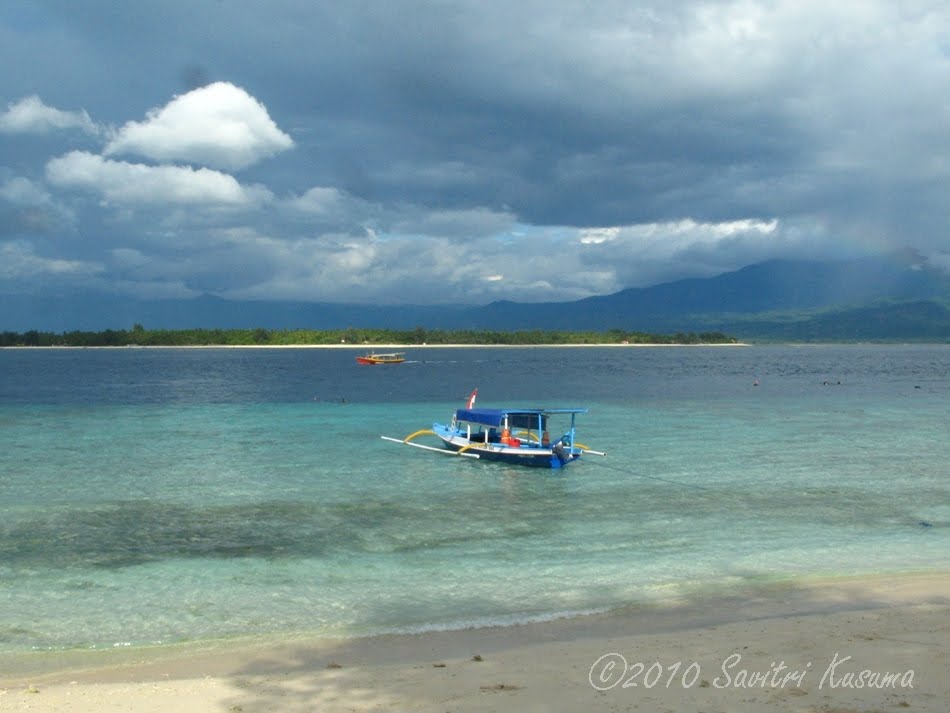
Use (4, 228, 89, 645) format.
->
(432, 424, 580, 469)
(356, 355, 405, 365)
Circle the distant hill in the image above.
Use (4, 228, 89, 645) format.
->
(3, 253, 949, 341)
(467, 255, 950, 332)
(717, 300, 950, 342)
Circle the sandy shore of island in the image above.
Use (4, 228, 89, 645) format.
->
(2, 571, 947, 712)
(2, 342, 749, 349)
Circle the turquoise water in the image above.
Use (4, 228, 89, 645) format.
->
(0, 346, 948, 654)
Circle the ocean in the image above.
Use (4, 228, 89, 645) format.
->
(1, 345, 948, 662)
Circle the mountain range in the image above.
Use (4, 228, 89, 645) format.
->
(3, 253, 949, 341)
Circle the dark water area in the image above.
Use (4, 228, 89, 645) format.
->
(2, 344, 946, 406)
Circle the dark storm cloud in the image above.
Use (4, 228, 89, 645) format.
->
(1, 1, 949, 307)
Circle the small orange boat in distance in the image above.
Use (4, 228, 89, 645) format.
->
(355, 352, 406, 365)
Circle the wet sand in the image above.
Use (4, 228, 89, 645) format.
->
(2, 572, 947, 712)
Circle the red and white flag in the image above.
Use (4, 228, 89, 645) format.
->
(466, 388, 477, 409)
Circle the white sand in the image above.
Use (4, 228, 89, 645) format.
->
(2, 572, 947, 712)
(4, 342, 748, 349)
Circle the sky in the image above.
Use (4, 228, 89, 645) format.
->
(2, 1, 950, 307)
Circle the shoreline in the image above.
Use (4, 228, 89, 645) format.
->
(6, 342, 949, 350)
(3, 570, 948, 711)
(1, 342, 749, 349)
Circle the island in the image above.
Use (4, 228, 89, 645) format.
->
(0, 326, 739, 347)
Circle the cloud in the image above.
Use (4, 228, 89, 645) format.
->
(219, 230, 459, 303)
(3, 1, 949, 311)
(290, 187, 351, 216)
(388, 206, 517, 240)
(103, 82, 294, 170)
(579, 219, 778, 248)
(572, 217, 853, 291)
(0, 176, 75, 237)
(0, 240, 101, 281)
(0, 176, 54, 206)
(0, 95, 100, 135)
(288, 186, 381, 232)
(45, 151, 273, 206)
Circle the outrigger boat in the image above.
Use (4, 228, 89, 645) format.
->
(356, 351, 406, 365)
(382, 390, 605, 469)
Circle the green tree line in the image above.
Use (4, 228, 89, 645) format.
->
(0, 324, 737, 347)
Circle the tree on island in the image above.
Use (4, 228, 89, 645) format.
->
(0, 327, 738, 347)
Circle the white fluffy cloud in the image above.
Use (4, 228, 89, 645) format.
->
(45, 151, 273, 206)
(0, 95, 99, 135)
(103, 82, 294, 170)
(579, 219, 778, 247)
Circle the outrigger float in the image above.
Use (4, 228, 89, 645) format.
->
(382, 391, 605, 469)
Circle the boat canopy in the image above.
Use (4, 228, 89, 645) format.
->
(454, 407, 587, 429)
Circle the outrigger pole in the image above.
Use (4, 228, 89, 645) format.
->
(380, 435, 481, 458)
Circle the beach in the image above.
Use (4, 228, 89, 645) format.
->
(3, 345, 947, 712)
(2, 572, 947, 712)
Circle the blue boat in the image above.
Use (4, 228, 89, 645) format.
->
(382, 399, 604, 469)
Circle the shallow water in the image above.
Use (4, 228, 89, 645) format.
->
(1, 345, 947, 654)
